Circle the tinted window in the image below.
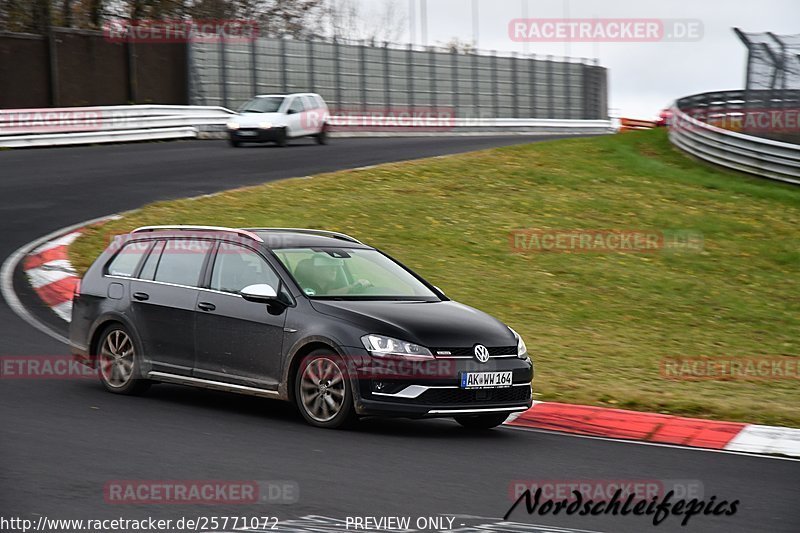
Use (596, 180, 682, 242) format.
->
(210, 244, 280, 293)
(139, 241, 165, 280)
(153, 240, 211, 287)
(106, 241, 149, 277)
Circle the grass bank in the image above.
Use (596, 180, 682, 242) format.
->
(70, 130, 800, 426)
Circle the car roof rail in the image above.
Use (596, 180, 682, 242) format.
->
(246, 228, 363, 245)
(131, 225, 264, 243)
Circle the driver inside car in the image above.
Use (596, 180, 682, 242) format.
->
(294, 253, 372, 296)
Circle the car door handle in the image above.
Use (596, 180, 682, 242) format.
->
(197, 302, 216, 312)
(133, 292, 149, 301)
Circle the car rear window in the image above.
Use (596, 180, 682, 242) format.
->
(153, 240, 212, 287)
(106, 242, 149, 277)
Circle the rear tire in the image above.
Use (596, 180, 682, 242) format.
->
(294, 349, 356, 429)
(454, 413, 509, 430)
(96, 324, 150, 395)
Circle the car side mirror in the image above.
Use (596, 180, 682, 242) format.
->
(241, 284, 279, 304)
(286, 109, 297, 115)
(433, 285, 445, 296)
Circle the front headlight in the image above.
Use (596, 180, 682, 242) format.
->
(227, 120, 240, 130)
(361, 334, 433, 360)
(508, 327, 528, 360)
(258, 121, 272, 129)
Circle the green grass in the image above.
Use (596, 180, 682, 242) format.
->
(69, 130, 800, 426)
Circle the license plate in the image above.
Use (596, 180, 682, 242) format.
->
(460, 371, 513, 389)
(238, 130, 256, 136)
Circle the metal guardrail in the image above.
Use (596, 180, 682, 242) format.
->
(0, 105, 235, 147)
(669, 92, 800, 186)
(0, 104, 612, 148)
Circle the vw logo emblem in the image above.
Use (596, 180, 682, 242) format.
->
(474, 344, 490, 363)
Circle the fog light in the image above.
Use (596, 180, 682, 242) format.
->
(372, 381, 386, 392)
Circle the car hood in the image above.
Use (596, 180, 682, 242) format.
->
(233, 112, 286, 127)
(310, 299, 517, 349)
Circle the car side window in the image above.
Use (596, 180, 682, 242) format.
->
(288, 98, 305, 114)
(210, 243, 280, 294)
(153, 239, 211, 287)
(106, 241, 149, 277)
(139, 241, 165, 280)
(302, 96, 316, 110)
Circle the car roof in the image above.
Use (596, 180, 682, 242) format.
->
(252, 230, 371, 250)
(126, 226, 370, 250)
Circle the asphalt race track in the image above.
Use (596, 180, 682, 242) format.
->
(1, 137, 798, 533)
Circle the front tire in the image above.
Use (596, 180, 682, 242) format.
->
(294, 350, 356, 429)
(97, 324, 150, 395)
(275, 129, 288, 147)
(454, 413, 509, 430)
(316, 124, 329, 145)
(229, 138, 241, 147)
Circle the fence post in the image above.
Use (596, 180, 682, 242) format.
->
(472, 50, 479, 118)
(308, 39, 316, 92)
(429, 46, 437, 111)
(529, 54, 536, 118)
(491, 51, 499, 117)
(219, 31, 228, 108)
(383, 43, 391, 110)
(279, 36, 288, 93)
(407, 43, 414, 111)
(334, 38, 342, 110)
(47, 29, 60, 106)
(451, 48, 459, 118)
(126, 33, 137, 103)
(512, 52, 519, 118)
(547, 55, 554, 119)
(564, 57, 572, 119)
(250, 37, 257, 95)
(359, 42, 368, 113)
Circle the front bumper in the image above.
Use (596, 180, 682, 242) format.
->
(229, 128, 283, 142)
(346, 350, 534, 418)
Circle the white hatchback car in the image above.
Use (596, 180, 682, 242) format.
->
(226, 93, 330, 147)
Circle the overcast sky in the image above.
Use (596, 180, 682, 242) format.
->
(359, 0, 798, 118)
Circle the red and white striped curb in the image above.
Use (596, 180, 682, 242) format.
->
(23, 231, 82, 322)
(507, 402, 800, 457)
(20, 231, 800, 458)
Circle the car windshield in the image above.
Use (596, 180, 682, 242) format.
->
(238, 97, 284, 113)
(274, 248, 439, 300)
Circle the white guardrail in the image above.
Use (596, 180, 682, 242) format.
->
(0, 104, 613, 148)
(669, 103, 800, 186)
